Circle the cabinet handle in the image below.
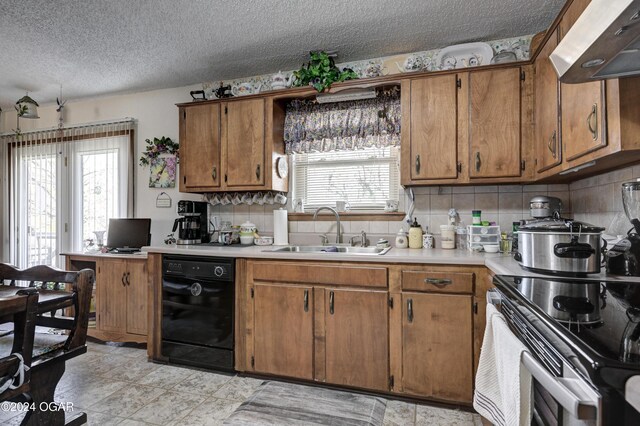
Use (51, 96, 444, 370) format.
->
(407, 298, 413, 323)
(121, 272, 126, 287)
(424, 278, 453, 287)
(303, 289, 309, 312)
(415, 155, 421, 174)
(475, 152, 481, 172)
(587, 103, 598, 141)
(255, 164, 261, 180)
(211, 166, 217, 181)
(329, 291, 334, 315)
(547, 130, 557, 158)
(126, 272, 131, 286)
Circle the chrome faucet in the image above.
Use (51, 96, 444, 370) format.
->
(350, 230, 368, 247)
(313, 206, 341, 244)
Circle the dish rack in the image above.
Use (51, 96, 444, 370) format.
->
(467, 225, 500, 251)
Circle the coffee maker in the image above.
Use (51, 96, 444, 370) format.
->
(606, 182, 640, 276)
(173, 201, 210, 244)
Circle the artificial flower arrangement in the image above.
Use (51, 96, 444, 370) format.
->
(139, 136, 179, 167)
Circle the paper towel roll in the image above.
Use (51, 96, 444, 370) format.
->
(273, 208, 289, 245)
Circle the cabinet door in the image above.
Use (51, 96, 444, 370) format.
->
(253, 284, 314, 379)
(96, 259, 127, 333)
(535, 28, 562, 172)
(125, 260, 148, 336)
(180, 103, 221, 191)
(468, 68, 522, 178)
(224, 99, 265, 187)
(402, 292, 473, 403)
(560, 0, 607, 161)
(325, 288, 389, 391)
(408, 75, 459, 180)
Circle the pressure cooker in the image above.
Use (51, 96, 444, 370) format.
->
(515, 218, 605, 276)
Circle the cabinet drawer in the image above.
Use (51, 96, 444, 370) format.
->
(252, 262, 388, 288)
(401, 271, 473, 294)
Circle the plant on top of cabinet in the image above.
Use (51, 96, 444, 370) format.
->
(292, 51, 359, 92)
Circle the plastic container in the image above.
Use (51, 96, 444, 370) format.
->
(455, 226, 468, 250)
(467, 225, 500, 251)
(440, 225, 456, 249)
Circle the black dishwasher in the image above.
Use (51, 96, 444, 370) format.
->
(161, 255, 235, 371)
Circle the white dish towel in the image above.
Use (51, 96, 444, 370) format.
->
(474, 303, 533, 426)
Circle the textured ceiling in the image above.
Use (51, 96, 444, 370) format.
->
(0, 0, 564, 108)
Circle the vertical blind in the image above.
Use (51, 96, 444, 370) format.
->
(0, 119, 134, 267)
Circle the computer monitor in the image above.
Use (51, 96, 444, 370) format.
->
(107, 218, 151, 252)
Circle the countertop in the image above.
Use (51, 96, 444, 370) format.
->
(142, 244, 500, 265)
(62, 251, 149, 260)
(142, 244, 640, 282)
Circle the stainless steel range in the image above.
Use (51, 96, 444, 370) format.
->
(491, 275, 640, 425)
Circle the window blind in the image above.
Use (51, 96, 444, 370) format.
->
(292, 147, 400, 211)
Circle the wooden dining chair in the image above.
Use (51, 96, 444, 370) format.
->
(0, 288, 39, 401)
(0, 263, 94, 426)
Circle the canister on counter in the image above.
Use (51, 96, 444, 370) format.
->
(408, 218, 424, 249)
(423, 232, 434, 249)
(440, 224, 456, 249)
(395, 229, 409, 248)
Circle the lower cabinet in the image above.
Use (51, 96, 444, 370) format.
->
(253, 283, 314, 380)
(242, 260, 481, 404)
(96, 258, 148, 341)
(401, 292, 474, 402)
(324, 288, 389, 391)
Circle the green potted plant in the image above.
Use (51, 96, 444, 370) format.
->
(292, 51, 359, 92)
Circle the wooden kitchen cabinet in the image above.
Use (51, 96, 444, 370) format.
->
(402, 74, 459, 184)
(253, 283, 314, 380)
(401, 292, 474, 403)
(96, 258, 148, 341)
(467, 68, 523, 179)
(324, 288, 389, 391)
(534, 28, 562, 172)
(223, 98, 265, 187)
(179, 102, 221, 192)
(65, 254, 148, 343)
(177, 97, 288, 193)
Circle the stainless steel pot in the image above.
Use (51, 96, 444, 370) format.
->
(515, 218, 605, 276)
(516, 276, 605, 325)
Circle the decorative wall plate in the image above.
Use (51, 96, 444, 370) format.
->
(435, 42, 494, 70)
(276, 156, 288, 178)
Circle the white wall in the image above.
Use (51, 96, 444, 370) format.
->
(0, 84, 204, 247)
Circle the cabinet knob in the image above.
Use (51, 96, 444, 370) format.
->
(475, 152, 482, 172)
(415, 155, 421, 174)
(407, 298, 413, 323)
(587, 103, 598, 141)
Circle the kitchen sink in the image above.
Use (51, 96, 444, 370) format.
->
(267, 245, 391, 255)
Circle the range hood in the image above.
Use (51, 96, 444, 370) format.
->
(550, 0, 640, 83)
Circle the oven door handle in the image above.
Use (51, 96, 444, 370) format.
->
(522, 352, 598, 420)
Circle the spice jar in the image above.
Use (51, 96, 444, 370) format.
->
(472, 210, 482, 226)
(408, 218, 424, 249)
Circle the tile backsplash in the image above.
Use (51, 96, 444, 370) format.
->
(570, 164, 640, 235)
(206, 183, 571, 246)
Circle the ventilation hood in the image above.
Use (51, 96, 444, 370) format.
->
(550, 0, 640, 83)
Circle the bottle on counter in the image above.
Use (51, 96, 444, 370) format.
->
(395, 229, 409, 248)
(408, 218, 424, 249)
(455, 224, 468, 250)
(472, 210, 482, 226)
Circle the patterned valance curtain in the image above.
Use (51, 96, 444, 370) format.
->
(283, 88, 401, 154)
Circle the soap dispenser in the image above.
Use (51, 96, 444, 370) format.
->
(408, 218, 423, 249)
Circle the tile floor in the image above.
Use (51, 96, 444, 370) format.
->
(1, 341, 482, 425)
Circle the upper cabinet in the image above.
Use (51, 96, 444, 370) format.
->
(179, 103, 221, 192)
(402, 66, 530, 186)
(177, 97, 288, 193)
(466, 68, 522, 179)
(533, 0, 640, 181)
(402, 74, 459, 183)
(534, 28, 561, 173)
(559, 0, 607, 162)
